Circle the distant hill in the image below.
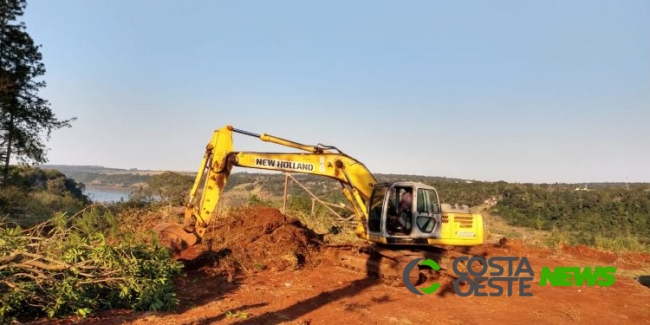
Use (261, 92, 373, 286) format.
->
(40, 165, 196, 188)
(40, 164, 648, 189)
(42, 165, 125, 172)
(42, 165, 195, 175)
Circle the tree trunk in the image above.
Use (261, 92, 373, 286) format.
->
(1, 10, 8, 186)
(2, 112, 13, 184)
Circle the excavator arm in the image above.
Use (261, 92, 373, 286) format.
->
(154, 125, 378, 252)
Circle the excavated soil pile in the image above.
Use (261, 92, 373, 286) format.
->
(179, 207, 326, 277)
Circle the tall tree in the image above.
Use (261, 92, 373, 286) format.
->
(0, 0, 75, 184)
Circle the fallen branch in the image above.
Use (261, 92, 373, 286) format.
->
(0, 209, 184, 321)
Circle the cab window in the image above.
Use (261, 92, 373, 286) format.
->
(416, 188, 439, 214)
(368, 185, 388, 232)
(415, 188, 439, 233)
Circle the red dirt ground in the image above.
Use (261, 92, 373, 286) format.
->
(36, 207, 650, 325)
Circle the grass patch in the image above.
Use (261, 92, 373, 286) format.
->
(477, 204, 649, 253)
(545, 227, 650, 253)
(592, 235, 649, 253)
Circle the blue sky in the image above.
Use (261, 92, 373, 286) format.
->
(20, 0, 650, 183)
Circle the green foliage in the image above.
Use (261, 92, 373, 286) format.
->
(6, 165, 86, 196)
(287, 195, 311, 212)
(0, 166, 89, 226)
(491, 184, 650, 251)
(592, 234, 648, 252)
(119, 186, 157, 209)
(0, 208, 183, 322)
(62, 171, 151, 187)
(246, 194, 276, 208)
(144, 171, 194, 206)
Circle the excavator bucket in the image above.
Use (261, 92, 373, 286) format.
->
(153, 222, 199, 254)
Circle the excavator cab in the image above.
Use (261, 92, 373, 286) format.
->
(366, 181, 443, 244)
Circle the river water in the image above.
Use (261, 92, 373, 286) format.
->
(83, 187, 133, 203)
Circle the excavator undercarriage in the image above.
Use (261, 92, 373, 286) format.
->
(319, 243, 480, 288)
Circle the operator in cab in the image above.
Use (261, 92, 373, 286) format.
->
(388, 187, 413, 234)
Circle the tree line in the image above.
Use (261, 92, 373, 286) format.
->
(490, 184, 650, 243)
(61, 171, 151, 187)
(239, 172, 650, 245)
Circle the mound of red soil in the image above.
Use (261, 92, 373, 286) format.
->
(178, 207, 325, 278)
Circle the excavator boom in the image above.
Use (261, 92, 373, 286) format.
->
(158, 125, 379, 251)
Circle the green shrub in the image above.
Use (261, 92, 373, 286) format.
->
(0, 166, 90, 226)
(0, 208, 183, 322)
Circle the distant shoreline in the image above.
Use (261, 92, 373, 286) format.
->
(84, 185, 137, 192)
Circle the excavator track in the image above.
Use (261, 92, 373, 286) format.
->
(320, 243, 478, 288)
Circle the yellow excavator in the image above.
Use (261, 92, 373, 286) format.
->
(153, 125, 484, 282)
